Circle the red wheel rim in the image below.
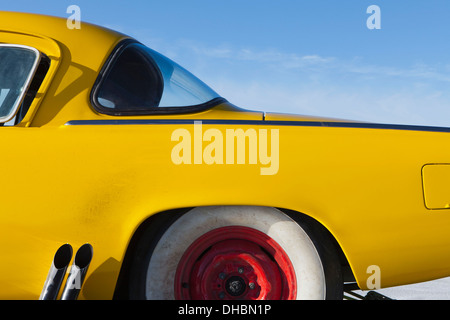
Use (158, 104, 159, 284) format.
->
(174, 226, 297, 300)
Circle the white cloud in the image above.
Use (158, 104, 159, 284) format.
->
(234, 48, 335, 68)
(169, 41, 450, 87)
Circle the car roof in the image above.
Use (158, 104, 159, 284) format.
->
(0, 11, 127, 55)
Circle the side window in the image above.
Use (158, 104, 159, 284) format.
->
(93, 42, 221, 114)
(0, 44, 41, 124)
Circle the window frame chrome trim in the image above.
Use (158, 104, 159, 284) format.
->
(0, 44, 41, 124)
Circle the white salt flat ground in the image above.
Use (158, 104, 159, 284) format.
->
(356, 277, 450, 300)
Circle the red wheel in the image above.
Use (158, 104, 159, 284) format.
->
(174, 226, 297, 300)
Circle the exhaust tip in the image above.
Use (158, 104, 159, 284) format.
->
(54, 244, 73, 269)
(74, 243, 93, 269)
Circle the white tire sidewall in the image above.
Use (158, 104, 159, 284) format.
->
(145, 206, 326, 300)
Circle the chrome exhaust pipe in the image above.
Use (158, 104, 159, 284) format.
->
(60, 243, 93, 300)
(39, 244, 73, 300)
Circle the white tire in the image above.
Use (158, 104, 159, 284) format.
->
(140, 206, 328, 300)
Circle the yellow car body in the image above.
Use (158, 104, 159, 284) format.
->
(1, 11, 450, 300)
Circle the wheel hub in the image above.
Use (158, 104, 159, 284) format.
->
(174, 226, 297, 300)
(226, 276, 246, 296)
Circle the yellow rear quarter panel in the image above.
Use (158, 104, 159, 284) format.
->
(1, 122, 450, 298)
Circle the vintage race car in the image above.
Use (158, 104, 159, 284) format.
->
(1, 11, 450, 300)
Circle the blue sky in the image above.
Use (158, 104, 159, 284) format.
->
(4, 0, 450, 126)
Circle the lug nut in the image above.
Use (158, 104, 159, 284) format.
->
(238, 267, 244, 274)
(249, 282, 255, 290)
(219, 272, 227, 280)
(219, 292, 225, 299)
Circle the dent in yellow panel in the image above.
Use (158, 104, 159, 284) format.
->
(422, 164, 450, 209)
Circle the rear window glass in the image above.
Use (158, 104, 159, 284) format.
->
(94, 43, 221, 113)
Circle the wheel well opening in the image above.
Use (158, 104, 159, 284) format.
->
(113, 206, 356, 299)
